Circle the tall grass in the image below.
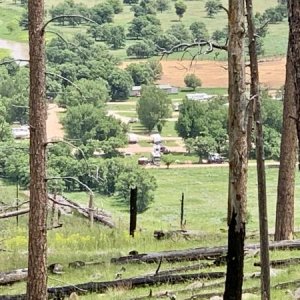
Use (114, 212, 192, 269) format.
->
(1, 166, 300, 298)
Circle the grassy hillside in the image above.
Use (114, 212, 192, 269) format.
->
(0, 0, 288, 59)
(1, 166, 300, 299)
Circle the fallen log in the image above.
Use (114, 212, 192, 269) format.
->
(131, 271, 268, 300)
(0, 194, 115, 228)
(182, 286, 260, 300)
(0, 269, 28, 285)
(1, 272, 225, 300)
(0, 208, 29, 219)
(154, 230, 208, 240)
(48, 195, 115, 228)
(145, 262, 212, 277)
(111, 240, 300, 264)
(254, 257, 300, 268)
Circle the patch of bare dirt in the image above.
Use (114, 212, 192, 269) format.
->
(46, 103, 65, 140)
(123, 57, 286, 88)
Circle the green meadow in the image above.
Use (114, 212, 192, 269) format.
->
(1, 166, 300, 299)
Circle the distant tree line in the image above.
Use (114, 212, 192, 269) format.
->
(175, 95, 282, 162)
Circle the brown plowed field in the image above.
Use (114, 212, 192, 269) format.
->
(124, 57, 286, 88)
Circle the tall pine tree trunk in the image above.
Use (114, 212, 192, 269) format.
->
(275, 0, 298, 242)
(224, 0, 247, 299)
(26, 0, 48, 299)
(245, 0, 270, 298)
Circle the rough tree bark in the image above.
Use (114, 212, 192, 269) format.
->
(245, 0, 270, 298)
(26, 0, 48, 299)
(224, 0, 247, 299)
(275, 2, 298, 241)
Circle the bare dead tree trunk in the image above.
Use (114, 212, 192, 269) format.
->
(275, 3, 298, 241)
(245, 0, 270, 298)
(26, 0, 48, 299)
(130, 188, 137, 237)
(224, 0, 247, 299)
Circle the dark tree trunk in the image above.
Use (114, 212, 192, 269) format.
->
(129, 188, 137, 237)
(224, 0, 247, 299)
(275, 2, 298, 241)
(26, 0, 48, 299)
(246, 0, 270, 298)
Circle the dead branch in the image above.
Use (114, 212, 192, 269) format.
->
(0, 59, 29, 65)
(45, 71, 82, 92)
(42, 15, 98, 32)
(2, 201, 29, 212)
(157, 40, 227, 62)
(219, 5, 229, 15)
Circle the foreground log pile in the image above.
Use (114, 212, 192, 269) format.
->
(2, 240, 300, 299)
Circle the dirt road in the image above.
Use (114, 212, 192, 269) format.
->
(46, 104, 65, 140)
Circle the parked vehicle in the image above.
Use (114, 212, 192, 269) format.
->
(160, 145, 171, 154)
(12, 126, 30, 139)
(151, 133, 162, 144)
(208, 153, 224, 164)
(138, 156, 149, 165)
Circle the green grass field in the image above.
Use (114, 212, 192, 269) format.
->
(0, 0, 289, 59)
(0, 48, 11, 58)
(1, 166, 300, 299)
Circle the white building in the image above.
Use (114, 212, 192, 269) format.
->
(186, 93, 214, 101)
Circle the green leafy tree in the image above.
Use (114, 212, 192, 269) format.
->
(189, 21, 209, 41)
(58, 78, 109, 108)
(128, 15, 160, 39)
(262, 6, 285, 23)
(205, 0, 221, 18)
(107, 0, 123, 13)
(176, 98, 228, 151)
(90, 3, 115, 24)
(123, 0, 139, 4)
(190, 135, 217, 163)
(147, 59, 163, 80)
(167, 23, 191, 43)
(141, 24, 162, 39)
(126, 62, 155, 85)
(107, 69, 133, 100)
(161, 154, 175, 168)
(127, 40, 156, 58)
(106, 25, 126, 49)
(156, 0, 170, 13)
(263, 127, 281, 160)
(131, 0, 157, 16)
(115, 165, 157, 213)
(137, 85, 172, 132)
(63, 104, 126, 144)
(212, 29, 227, 44)
(4, 148, 29, 186)
(0, 104, 13, 142)
(154, 33, 180, 50)
(184, 73, 202, 90)
(175, 1, 187, 20)
(96, 158, 126, 195)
